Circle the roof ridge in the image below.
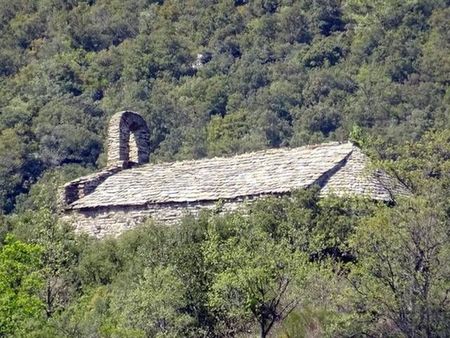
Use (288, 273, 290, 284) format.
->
(144, 141, 353, 169)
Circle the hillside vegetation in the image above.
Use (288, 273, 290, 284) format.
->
(0, 0, 449, 337)
(0, 0, 449, 212)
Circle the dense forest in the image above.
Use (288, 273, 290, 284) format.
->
(0, 0, 449, 336)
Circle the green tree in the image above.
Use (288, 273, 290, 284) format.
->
(341, 129, 450, 336)
(204, 213, 312, 338)
(0, 127, 40, 213)
(11, 173, 83, 321)
(113, 266, 194, 337)
(11, 208, 79, 319)
(0, 235, 44, 336)
(347, 198, 450, 336)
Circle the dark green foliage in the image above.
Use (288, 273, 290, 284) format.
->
(0, 0, 449, 212)
(0, 0, 449, 336)
(0, 128, 449, 336)
(347, 197, 450, 337)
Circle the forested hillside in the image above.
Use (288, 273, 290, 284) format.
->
(0, 0, 449, 337)
(1, 0, 449, 212)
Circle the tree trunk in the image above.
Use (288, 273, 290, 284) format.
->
(260, 319, 266, 338)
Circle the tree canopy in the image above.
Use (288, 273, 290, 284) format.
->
(0, 0, 449, 336)
(0, 0, 449, 212)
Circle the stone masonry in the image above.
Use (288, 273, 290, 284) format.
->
(106, 110, 150, 166)
(61, 111, 408, 238)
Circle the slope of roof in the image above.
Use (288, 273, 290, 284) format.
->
(67, 142, 405, 210)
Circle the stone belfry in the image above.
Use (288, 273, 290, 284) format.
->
(106, 111, 150, 167)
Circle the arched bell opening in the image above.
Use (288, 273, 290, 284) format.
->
(107, 111, 150, 167)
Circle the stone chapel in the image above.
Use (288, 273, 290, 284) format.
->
(61, 111, 408, 238)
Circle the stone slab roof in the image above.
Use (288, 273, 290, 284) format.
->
(65, 142, 407, 210)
